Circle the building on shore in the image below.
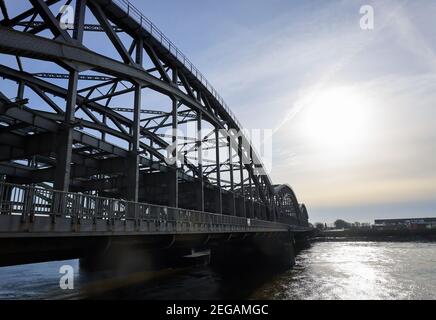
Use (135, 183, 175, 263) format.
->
(373, 218, 436, 230)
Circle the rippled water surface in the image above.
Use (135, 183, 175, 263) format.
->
(253, 242, 436, 300)
(0, 242, 435, 300)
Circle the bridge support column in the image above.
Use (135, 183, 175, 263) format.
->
(196, 181, 204, 212)
(169, 69, 179, 208)
(78, 235, 211, 273)
(126, 38, 143, 204)
(248, 170, 254, 218)
(236, 196, 243, 218)
(230, 193, 236, 216)
(228, 136, 236, 215)
(250, 201, 255, 219)
(196, 110, 204, 211)
(215, 128, 222, 214)
(294, 234, 311, 251)
(0, 178, 12, 215)
(79, 238, 176, 272)
(54, 70, 77, 192)
(244, 199, 249, 218)
(238, 137, 246, 217)
(211, 234, 296, 270)
(168, 169, 178, 208)
(53, 2, 86, 192)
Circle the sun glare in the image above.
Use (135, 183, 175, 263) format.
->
(300, 87, 371, 152)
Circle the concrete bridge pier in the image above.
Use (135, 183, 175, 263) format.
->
(78, 233, 302, 273)
(80, 237, 170, 273)
(210, 233, 297, 270)
(79, 235, 209, 273)
(294, 234, 312, 252)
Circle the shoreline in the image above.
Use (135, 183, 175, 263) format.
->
(311, 236, 436, 243)
(312, 229, 436, 242)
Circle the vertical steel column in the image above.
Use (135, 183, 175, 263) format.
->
(274, 195, 278, 222)
(260, 176, 266, 220)
(149, 140, 153, 173)
(253, 176, 266, 220)
(127, 37, 143, 203)
(149, 139, 153, 173)
(215, 128, 222, 214)
(17, 82, 24, 100)
(238, 136, 245, 217)
(278, 196, 282, 221)
(53, 70, 77, 190)
(295, 199, 301, 221)
(73, 0, 86, 43)
(54, 0, 86, 192)
(228, 136, 235, 215)
(282, 196, 285, 217)
(268, 188, 274, 221)
(54, 70, 78, 192)
(248, 147, 254, 218)
(102, 114, 106, 141)
(196, 109, 204, 211)
(168, 69, 178, 208)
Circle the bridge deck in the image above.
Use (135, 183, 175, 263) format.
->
(0, 182, 307, 238)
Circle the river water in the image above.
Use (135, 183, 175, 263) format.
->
(0, 241, 435, 300)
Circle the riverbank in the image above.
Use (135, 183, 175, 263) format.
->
(313, 228, 436, 242)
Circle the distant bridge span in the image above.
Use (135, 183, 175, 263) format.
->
(0, 0, 311, 268)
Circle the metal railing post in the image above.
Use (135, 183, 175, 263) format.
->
(22, 186, 35, 223)
(0, 183, 4, 214)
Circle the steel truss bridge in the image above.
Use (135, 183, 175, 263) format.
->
(0, 0, 310, 267)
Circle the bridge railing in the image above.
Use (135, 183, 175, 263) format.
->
(0, 182, 289, 233)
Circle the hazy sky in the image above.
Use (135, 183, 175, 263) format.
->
(132, 0, 436, 223)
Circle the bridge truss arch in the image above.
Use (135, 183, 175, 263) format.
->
(0, 0, 307, 225)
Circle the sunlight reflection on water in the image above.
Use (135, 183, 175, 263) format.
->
(253, 242, 436, 300)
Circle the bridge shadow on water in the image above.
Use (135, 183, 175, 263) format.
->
(82, 263, 287, 300)
(78, 242, 312, 300)
(0, 240, 312, 299)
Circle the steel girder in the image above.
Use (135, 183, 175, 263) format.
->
(0, 0, 307, 223)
